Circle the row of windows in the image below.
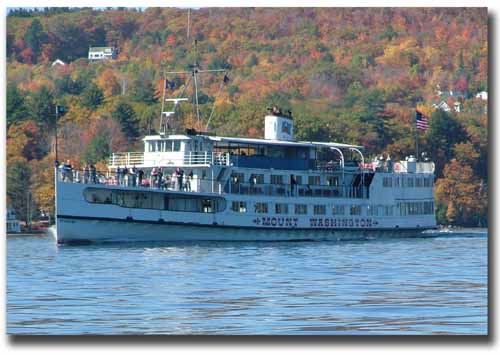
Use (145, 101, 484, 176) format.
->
(383, 176, 434, 188)
(147, 140, 182, 153)
(232, 172, 340, 186)
(398, 201, 435, 216)
(84, 188, 225, 213)
(231, 202, 401, 216)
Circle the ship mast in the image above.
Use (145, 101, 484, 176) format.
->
(159, 9, 228, 135)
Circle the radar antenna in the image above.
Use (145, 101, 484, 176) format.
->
(158, 8, 229, 135)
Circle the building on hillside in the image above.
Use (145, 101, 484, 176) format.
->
(475, 91, 488, 101)
(432, 100, 462, 113)
(7, 208, 21, 233)
(51, 59, 66, 67)
(88, 46, 116, 61)
(433, 86, 465, 113)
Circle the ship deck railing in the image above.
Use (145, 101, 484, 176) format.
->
(108, 151, 231, 167)
(109, 152, 144, 167)
(56, 168, 368, 199)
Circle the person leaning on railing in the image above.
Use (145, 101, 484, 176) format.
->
(90, 164, 97, 184)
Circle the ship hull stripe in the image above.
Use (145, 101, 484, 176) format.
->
(57, 214, 432, 232)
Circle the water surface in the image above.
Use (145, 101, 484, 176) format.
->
(7, 231, 487, 335)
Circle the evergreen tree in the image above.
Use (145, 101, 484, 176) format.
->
(112, 101, 139, 143)
(28, 86, 55, 128)
(81, 83, 104, 109)
(426, 110, 467, 176)
(130, 79, 157, 104)
(7, 83, 27, 127)
(54, 74, 84, 96)
(24, 19, 46, 61)
(83, 131, 110, 164)
(7, 160, 33, 227)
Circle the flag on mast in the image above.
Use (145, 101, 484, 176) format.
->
(415, 110, 429, 131)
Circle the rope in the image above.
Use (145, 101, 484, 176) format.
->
(205, 77, 226, 131)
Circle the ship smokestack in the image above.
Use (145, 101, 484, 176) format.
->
(264, 107, 294, 141)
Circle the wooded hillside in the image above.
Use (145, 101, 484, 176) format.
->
(6, 7, 488, 226)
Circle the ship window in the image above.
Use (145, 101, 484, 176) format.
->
(313, 205, 326, 215)
(383, 206, 394, 216)
(83, 188, 112, 204)
(295, 204, 307, 215)
(249, 174, 264, 184)
(230, 172, 244, 184)
(416, 178, 423, 187)
(294, 175, 303, 185)
(148, 141, 156, 152)
(407, 177, 414, 187)
(308, 176, 321, 186)
(275, 203, 288, 214)
(367, 205, 378, 216)
(173, 140, 181, 152)
(254, 202, 268, 213)
(83, 188, 226, 213)
(383, 177, 392, 187)
(394, 177, 400, 187)
(350, 205, 362, 215)
(332, 205, 345, 215)
(231, 201, 247, 213)
(271, 175, 284, 185)
(327, 176, 339, 186)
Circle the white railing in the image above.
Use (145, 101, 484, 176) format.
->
(109, 152, 144, 167)
(109, 151, 230, 167)
(183, 151, 230, 166)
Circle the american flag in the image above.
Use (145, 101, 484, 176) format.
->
(416, 110, 429, 131)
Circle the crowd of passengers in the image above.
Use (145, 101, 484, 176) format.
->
(57, 160, 194, 191)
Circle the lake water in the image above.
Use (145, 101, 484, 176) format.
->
(6, 230, 488, 335)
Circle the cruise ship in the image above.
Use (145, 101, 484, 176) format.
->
(55, 106, 436, 244)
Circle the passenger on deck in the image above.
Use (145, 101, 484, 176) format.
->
(165, 175, 172, 189)
(151, 167, 158, 188)
(290, 174, 297, 196)
(138, 169, 144, 187)
(83, 164, 90, 184)
(90, 164, 97, 184)
(386, 155, 393, 173)
(61, 160, 73, 182)
(157, 168, 163, 189)
(130, 165, 137, 187)
(122, 166, 128, 186)
(186, 171, 193, 191)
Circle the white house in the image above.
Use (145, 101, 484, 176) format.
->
(7, 208, 21, 233)
(88, 47, 116, 61)
(475, 91, 488, 101)
(51, 59, 66, 67)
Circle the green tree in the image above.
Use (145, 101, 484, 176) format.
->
(112, 101, 139, 144)
(83, 131, 110, 164)
(81, 83, 104, 109)
(7, 83, 27, 127)
(25, 18, 46, 61)
(208, 56, 232, 70)
(426, 110, 467, 176)
(28, 86, 56, 128)
(7, 160, 33, 227)
(130, 79, 157, 104)
(54, 74, 84, 96)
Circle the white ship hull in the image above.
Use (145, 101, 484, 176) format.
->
(55, 181, 435, 244)
(57, 216, 426, 244)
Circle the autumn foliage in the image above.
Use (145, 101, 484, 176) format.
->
(6, 7, 488, 226)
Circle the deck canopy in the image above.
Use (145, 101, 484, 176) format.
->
(204, 135, 363, 150)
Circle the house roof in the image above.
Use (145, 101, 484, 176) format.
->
(89, 47, 114, 53)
